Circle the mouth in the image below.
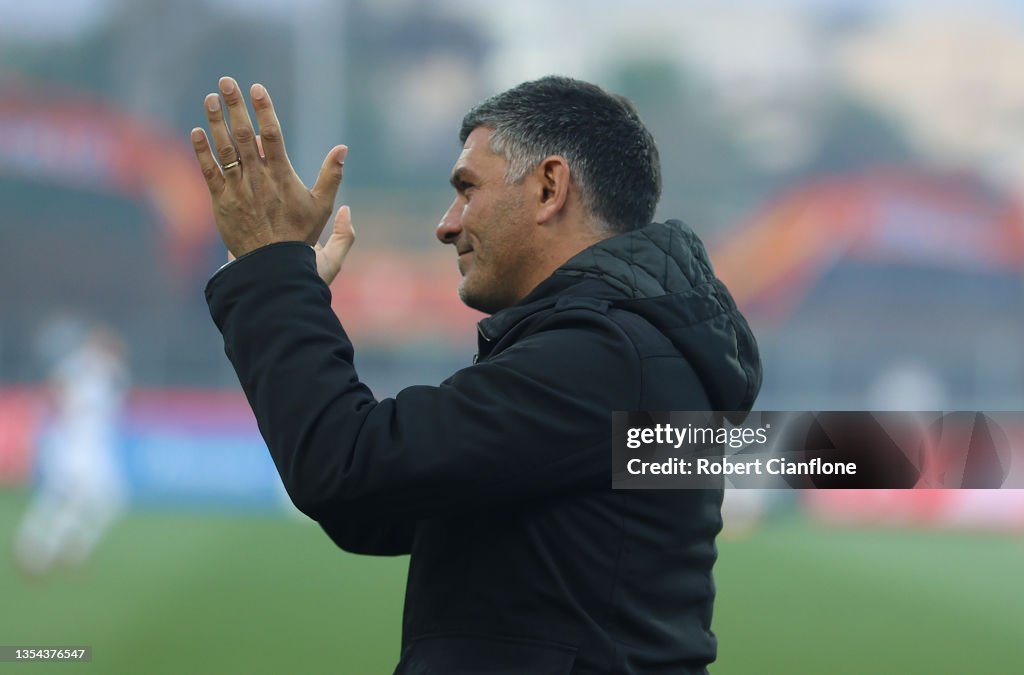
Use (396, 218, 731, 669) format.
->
(457, 248, 473, 275)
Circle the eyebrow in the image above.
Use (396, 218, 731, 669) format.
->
(449, 167, 477, 190)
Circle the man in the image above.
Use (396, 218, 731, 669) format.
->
(194, 75, 761, 674)
(15, 320, 128, 577)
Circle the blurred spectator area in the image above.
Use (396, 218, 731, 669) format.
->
(3, 0, 1024, 409)
(0, 79, 483, 387)
(711, 169, 1024, 410)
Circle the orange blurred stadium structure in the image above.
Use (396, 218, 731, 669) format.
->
(0, 78, 213, 277)
(711, 168, 1024, 324)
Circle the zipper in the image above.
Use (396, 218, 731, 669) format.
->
(473, 323, 492, 365)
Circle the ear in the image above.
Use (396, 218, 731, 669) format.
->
(534, 155, 571, 225)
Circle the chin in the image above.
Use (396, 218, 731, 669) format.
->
(457, 282, 485, 314)
(458, 279, 504, 315)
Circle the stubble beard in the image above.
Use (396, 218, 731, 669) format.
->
(458, 273, 501, 316)
(456, 193, 528, 316)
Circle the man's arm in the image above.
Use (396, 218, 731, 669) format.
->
(317, 510, 417, 556)
(191, 77, 652, 551)
(206, 242, 643, 523)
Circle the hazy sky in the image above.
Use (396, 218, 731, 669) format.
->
(2, 0, 1023, 41)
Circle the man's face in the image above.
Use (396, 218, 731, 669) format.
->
(436, 127, 535, 314)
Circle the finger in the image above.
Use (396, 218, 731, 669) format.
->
(190, 127, 225, 195)
(255, 134, 265, 159)
(310, 145, 348, 205)
(205, 92, 241, 179)
(250, 83, 290, 172)
(218, 76, 260, 166)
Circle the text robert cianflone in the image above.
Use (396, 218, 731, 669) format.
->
(625, 422, 770, 450)
(626, 457, 858, 476)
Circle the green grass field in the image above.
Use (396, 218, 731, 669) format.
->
(2, 489, 1022, 674)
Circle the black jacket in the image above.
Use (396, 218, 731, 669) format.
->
(206, 220, 762, 674)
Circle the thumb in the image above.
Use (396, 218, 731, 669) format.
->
(310, 145, 348, 204)
(319, 205, 355, 281)
(327, 204, 355, 248)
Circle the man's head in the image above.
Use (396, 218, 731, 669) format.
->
(436, 76, 662, 314)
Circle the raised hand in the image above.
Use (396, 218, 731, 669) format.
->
(191, 76, 351, 262)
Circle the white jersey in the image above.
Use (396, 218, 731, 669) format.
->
(15, 325, 130, 576)
(41, 341, 128, 493)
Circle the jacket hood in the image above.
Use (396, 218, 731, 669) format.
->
(480, 220, 762, 412)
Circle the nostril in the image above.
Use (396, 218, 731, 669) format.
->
(435, 216, 462, 244)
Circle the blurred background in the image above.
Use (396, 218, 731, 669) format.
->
(2, 0, 1024, 672)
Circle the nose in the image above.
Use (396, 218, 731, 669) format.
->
(435, 197, 463, 244)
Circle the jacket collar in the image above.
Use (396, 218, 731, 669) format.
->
(477, 273, 595, 343)
(477, 221, 690, 343)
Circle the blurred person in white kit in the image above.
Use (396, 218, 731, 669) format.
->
(14, 321, 129, 577)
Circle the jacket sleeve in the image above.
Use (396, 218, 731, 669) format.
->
(317, 509, 417, 556)
(206, 243, 643, 530)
